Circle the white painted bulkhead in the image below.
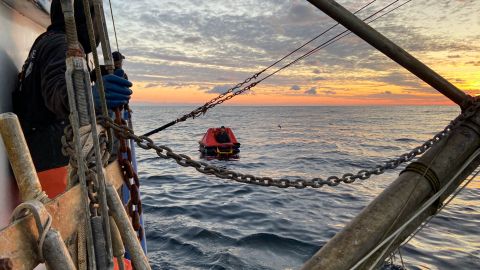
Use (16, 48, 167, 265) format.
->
(0, 0, 49, 228)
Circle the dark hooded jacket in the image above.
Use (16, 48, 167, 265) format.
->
(13, 0, 95, 171)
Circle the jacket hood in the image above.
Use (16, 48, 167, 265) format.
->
(48, 0, 95, 54)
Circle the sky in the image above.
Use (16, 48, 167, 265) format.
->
(104, 0, 480, 106)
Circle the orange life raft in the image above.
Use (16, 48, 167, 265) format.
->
(199, 127, 240, 156)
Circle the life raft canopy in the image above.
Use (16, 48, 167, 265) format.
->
(199, 127, 240, 156)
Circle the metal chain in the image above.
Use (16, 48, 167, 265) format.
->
(114, 107, 144, 241)
(198, 82, 259, 112)
(62, 125, 109, 216)
(143, 78, 261, 136)
(142, 0, 407, 138)
(101, 101, 480, 189)
(174, 80, 257, 123)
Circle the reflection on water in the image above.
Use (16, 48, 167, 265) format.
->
(131, 105, 479, 269)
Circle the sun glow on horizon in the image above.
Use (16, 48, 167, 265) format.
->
(131, 82, 455, 106)
(115, 0, 479, 106)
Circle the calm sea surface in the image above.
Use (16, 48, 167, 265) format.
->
(130, 105, 480, 270)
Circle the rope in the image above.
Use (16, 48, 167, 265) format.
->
(350, 147, 480, 270)
(108, 0, 120, 52)
(37, 216, 52, 262)
(366, 125, 446, 269)
(82, 0, 113, 152)
(10, 201, 53, 263)
(399, 166, 480, 250)
(60, 1, 97, 268)
(384, 167, 480, 269)
(401, 162, 441, 193)
(142, 0, 412, 137)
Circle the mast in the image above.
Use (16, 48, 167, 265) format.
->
(301, 0, 480, 269)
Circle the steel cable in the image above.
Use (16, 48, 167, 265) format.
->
(143, 0, 414, 136)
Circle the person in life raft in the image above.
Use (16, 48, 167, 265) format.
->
(215, 126, 231, 143)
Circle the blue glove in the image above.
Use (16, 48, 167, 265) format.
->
(92, 69, 133, 109)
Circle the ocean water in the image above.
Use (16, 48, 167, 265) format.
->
(130, 105, 480, 270)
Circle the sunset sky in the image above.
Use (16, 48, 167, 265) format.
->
(105, 0, 480, 105)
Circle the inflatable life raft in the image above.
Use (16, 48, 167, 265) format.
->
(199, 127, 240, 156)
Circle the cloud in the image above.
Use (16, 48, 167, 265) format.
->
(375, 72, 432, 92)
(183, 36, 202, 44)
(362, 92, 429, 100)
(103, 0, 479, 104)
(206, 85, 232, 94)
(290, 85, 301, 91)
(312, 76, 325, 81)
(466, 89, 480, 96)
(384, 90, 392, 94)
(304, 87, 317, 95)
(165, 82, 187, 88)
(322, 90, 336, 95)
(144, 83, 160, 88)
(466, 61, 480, 66)
(286, 3, 320, 25)
(451, 78, 466, 84)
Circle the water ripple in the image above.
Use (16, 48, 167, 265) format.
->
(131, 106, 479, 269)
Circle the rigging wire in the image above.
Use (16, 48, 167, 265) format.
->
(400, 166, 480, 249)
(143, 0, 414, 136)
(366, 108, 442, 270)
(197, 0, 410, 110)
(108, 0, 120, 52)
(375, 167, 480, 270)
(259, 0, 377, 75)
(196, 0, 378, 109)
(256, 0, 409, 83)
(316, 0, 413, 52)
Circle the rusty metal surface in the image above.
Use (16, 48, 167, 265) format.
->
(0, 258, 12, 270)
(114, 108, 145, 243)
(106, 185, 150, 270)
(0, 161, 123, 270)
(0, 113, 48, 203)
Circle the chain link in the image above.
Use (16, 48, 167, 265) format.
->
(173, 82, 260, 124)
(100, 101, 480, 189)
(142, 78, 261, 136)
(62, 125, 109, 216)
(114, 107, 144, 241)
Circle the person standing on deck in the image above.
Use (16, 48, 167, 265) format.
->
(90, 51, 128, 82)
(12, 0, 133, 198)
(113, 51, 128, 79)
